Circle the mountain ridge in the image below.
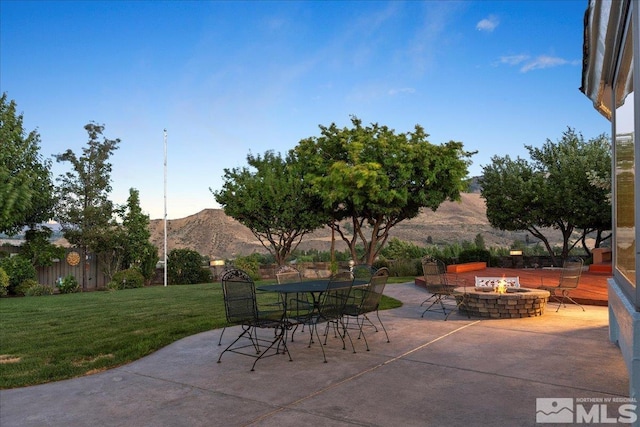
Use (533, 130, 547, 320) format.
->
(148, 193, 541, 259)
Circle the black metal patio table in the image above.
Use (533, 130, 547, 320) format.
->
(257, 279, 367, 311)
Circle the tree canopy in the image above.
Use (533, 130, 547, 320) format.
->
(0, 93, 55, 234)
(480, 127, 611, 264)
(54, 123, 120, 289)
(292, 117, 474, 265)
(213, 150, 329, 265)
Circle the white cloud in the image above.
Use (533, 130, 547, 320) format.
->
(388, 87, 416, 96)
(476, 15, 499, 32)
(499, 55, 530, 66)
(520, 55, 568, 72)
(497, 54, 574, 72)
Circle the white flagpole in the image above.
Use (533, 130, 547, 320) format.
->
(163, 129, 168, 287)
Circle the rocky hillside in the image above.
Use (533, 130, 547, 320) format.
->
(148, 193, 548, 259)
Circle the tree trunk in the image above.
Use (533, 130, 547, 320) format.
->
(81, 245, 88, 290)
(330, 226, 335, 272)
(527, 227, 558, 266)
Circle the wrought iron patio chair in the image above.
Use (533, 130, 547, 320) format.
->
(540, 258, 585, 312)
(342, 267, 390, 351)
(420, 256, 469, 320)
(217, 269, 291, 371)
(302, 271, 355, 363)
(276, 265, 303, 284)
(275, 265, 310, 336)
(218, 265, 284, 346)
(276, 265, 309, 313)
(217, 266, 234, 346)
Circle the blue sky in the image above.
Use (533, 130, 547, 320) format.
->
(1, 0, 610, 220)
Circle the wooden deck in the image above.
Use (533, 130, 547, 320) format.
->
(415, 267, 610, 306)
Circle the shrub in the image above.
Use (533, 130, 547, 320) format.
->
(0, 255, 37, 295)
(0, 267, 8, 297)
(457, 248, 492, 264)
(380, 238, 428, 260)
(105, 281, 119, 291)
(137, 243, 159, 285)
(14, 279, 35, 296)
(108, 268, 145, 290)
(232, 255, 262, 281)
(23, 280, 55, 296)
(167, 249, 211, 285)
(290, 248, 352, 263)
(372, 259, 390, 271)
(387, 259, 420, 277)
(57, 275, 80, 294)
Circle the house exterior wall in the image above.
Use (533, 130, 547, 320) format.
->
(584, 0, 640, 419)
(609, 1, 640, 412)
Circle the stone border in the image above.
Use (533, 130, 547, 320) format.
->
(453, 287, 550, 319)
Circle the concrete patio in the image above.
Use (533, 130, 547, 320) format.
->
(0, 281, 632, 426)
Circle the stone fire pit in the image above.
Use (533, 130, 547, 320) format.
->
(453, 287, 550, 319)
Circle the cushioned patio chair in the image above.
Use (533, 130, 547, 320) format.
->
(540, 258, 585, 312)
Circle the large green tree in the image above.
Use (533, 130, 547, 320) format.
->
(481, 128, 611, 264)
(120, 188, 158, 283)
(54, 123, 120, 289)
(292, 117, 474, 265)
(213, 151, 328, 265)
(0, 93, 55, 234)
(86, 189, 158, 284)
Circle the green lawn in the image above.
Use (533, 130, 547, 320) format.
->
(0, 279, 406, 389)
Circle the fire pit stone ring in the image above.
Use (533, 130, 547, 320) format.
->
(453, 287, 550, 319)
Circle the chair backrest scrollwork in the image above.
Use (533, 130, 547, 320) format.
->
(221, 269, 257, 324)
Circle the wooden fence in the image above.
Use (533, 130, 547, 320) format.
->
(1, 247, 109, 290)
(35, 248, 109, 290)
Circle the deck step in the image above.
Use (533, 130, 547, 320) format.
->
(446, 262, 487, 273)
(589, 263, 612, 273)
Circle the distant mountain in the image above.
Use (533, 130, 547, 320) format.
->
(0, 221, 65, 245)
(148, 193, 553, 259)
(0, 221, 62, 239)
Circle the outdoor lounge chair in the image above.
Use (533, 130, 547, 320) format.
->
(540, 258, 585, 312)
(420, 256, 469, 320)
(217, 268, 291, 371)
